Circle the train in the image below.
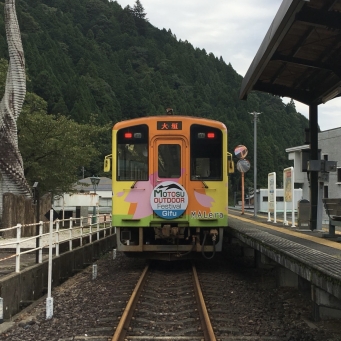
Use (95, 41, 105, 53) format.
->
(104, 109, 234, 260)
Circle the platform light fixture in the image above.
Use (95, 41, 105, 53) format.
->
(90, 175, 100, 224)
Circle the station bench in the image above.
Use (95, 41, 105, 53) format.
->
(322, 198, 341, 241)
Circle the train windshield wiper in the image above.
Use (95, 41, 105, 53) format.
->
(195, 175, 208, 188)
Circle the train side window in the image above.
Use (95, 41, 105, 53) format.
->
(190, 124, 222, 180)
(117, 124, 148, 181)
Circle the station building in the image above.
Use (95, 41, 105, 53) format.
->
(286, 127, 341, 227)
(53, 176, 112, 220)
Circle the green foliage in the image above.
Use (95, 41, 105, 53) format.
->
(0, 1, 309, 197)
(133, 0, 147, 20)
(18, 93, 111, 195)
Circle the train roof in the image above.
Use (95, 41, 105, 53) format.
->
(113, 115, 227, 131)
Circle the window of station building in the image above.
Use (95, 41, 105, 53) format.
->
(337, 168, 341, 183)
(324, 185, 329, 198)
(263, 196, 283, 202)
(117, 124, 148, 181)
(190, 124, 222, 180)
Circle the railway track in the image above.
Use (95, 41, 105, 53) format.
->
(113, 260, 216, 341)
(56, 255, 327, 341)
(4, 250, 341, 341)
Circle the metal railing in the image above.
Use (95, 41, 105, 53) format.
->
(0, 213, 113, 273)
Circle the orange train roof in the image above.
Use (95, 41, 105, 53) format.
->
(113, 115, 227, 132)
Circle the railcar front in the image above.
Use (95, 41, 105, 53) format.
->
(104, 114, 232, 260)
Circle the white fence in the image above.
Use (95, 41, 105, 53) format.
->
(0, 213, 113, 273)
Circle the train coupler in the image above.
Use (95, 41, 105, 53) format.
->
(209, 229, 218, 242)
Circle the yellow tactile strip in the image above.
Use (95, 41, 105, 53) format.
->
(229, 212, 341, 251)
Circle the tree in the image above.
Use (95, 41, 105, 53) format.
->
(133, 0, 147, 20)
(120, 10, 137, 35)
(18, 93, 111, 195)
(133, 0, 148, 35)
(0, 0, 309, 198)
(285, 99, 296, 115)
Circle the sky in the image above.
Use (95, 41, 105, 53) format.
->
(116, 0, 341, 131)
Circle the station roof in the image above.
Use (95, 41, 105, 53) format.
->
(239, 0, 341, 106)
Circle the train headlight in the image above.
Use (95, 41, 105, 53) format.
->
(124, 132, 142, 139)
(197, 132, 215, 139)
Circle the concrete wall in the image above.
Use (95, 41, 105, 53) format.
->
(0, 234, 116, 320)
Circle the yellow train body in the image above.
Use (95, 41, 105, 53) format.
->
(105, 114, 231, 260)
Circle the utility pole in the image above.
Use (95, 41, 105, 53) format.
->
(250, 112, 261, 217)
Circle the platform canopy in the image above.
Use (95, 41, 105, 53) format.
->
(239, 0, 341, 106)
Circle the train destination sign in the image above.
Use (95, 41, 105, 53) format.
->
(150, 181, 188, 219)
(157, 121, 182, 130)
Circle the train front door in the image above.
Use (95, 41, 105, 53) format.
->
(151, 138, 188, 221)
(152, 138, 186, 187)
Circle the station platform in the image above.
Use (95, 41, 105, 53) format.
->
(228, 207, 341, 252)
(227, 207, 341, 321)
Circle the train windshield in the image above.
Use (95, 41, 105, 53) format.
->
(190, 124, 223, 180)
(158, 144, 181, 178)
(117, 124, 148, 181)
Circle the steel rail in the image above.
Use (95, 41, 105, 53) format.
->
(192, 263, 217, 341)
(111, 263, 150, 341)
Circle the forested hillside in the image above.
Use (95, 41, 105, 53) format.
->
(0, 0, 309, 194)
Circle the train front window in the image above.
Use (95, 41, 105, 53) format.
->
(190, 124, 223, 180)
(117, 124, 148, 181)
(158, 144, 181, 178)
